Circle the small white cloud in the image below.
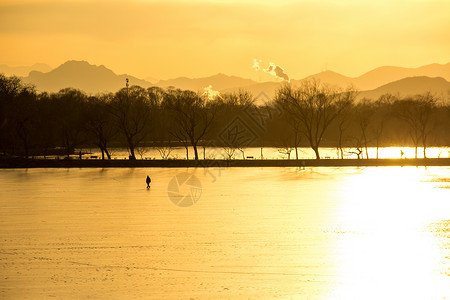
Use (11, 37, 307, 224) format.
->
(263, 62, 289, 81)
(252, 58, 262, 71)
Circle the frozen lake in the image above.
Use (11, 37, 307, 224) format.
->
(1, 167, 449, 299)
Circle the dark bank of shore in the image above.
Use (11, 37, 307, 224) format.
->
(1, 157, 450, 168)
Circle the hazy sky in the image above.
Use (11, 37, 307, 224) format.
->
(1, 0, 449, 80)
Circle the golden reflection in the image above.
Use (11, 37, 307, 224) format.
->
(331, 167, 450, 299)
(360, 146, 450, 159)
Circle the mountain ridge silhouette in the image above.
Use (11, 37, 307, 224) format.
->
(3, 60, 449, 99)
(22, 60, 152, 93)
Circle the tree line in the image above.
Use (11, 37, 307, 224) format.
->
(1, 74, 449, 160)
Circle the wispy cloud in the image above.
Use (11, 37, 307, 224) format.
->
(252, 59, 289, 81)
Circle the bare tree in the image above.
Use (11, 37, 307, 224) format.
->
(51, 88, 88, 158)
(156, 146, 173, 159)
(238, 148, 246, 160)
(335, 104, 352, 159)
(276, 101, 302, 160)
(147, 86, 167, 107)
(372, 94, 396, 159)
(223, 147, 236, 160)
(275, 80, 356, 159)
(278, 147, 294, 159)
(111, 85, 151, 160)
(416, 93, 437, 158)
(33, 94, 57, 158)
(6, 86, 37, 158)
(85, 94, 117, 160)
(395, 93, 436, 158)
(166, 89, 216, 161)
(0, 75, 43, 158)
(221, 89, 255, 107)
(0, 75, 22, 132)
(354, 99, 373, 159)
(135, 146, 148, 159)
(347, 137, 364, 159)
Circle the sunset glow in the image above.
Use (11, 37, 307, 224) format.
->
(335, 167, 450, 299)
(1, 0, 449, 80)
(1, 1, 449, 299)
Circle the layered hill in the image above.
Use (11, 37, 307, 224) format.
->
(0, 63, 52, 77)
(358, 76, 450, 100)
(21, 60, 152, 93)
(302, 63, 450, 90)
(9, 60, 450, 101)
(156, 73, 256, 92)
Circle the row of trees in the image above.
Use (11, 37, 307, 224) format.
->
(1, 74, 449, 160)
(273, 81, 449, 159)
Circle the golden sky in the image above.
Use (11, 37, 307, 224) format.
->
(1, 0, 449, 80)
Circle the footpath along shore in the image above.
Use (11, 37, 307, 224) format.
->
(1, 157, 450, 168)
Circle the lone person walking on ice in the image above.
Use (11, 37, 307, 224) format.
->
(146, 175, 151, 189)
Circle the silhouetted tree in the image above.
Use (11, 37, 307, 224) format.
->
(0, 75, 39, 157)
(111, 86, 151, 160)
(416, 93, 437, 158)
(0, 75, 22, 128)
(395, 93, 437, 158)
(165, 89, 216, 161)
(85, 94, 117, 159)
(220, 89, 254, 107)
(34, 93, 57, 158)
(223, 147, 236, 160)
(275, 80, 356, 159)
(213, 90, 259, 157)
(372, 94, 396, 158)
(278, 146, 294, 159)
(274, 100, 302, 159)
(443, 104, 450, 146)
(354, 99, 373, 159)
(334, 101, 353, 159)
(147, 86, 166, 107)
(51, 88, 89, 158)
(148, 87, 173, 151)
(348, 136, 364, 159)
(2, 75, 450, 160)
(9, 86, 37, 158)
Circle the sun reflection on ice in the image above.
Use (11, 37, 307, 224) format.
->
(330, 167, 450, 299)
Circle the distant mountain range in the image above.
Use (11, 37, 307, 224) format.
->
(1, 60, 449, 101)
(301, 63, 450, 90)
(21, 61, 152, 94)
(157, 73, 256, 92)
(358, 76, 450, 100)
(0, 63, 52, 77)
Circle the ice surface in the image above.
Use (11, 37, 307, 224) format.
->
(1, 167, 449, 299)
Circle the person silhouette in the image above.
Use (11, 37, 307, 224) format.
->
(146, 175, 151, 188)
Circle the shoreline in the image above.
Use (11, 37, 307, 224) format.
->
(1, 157, 450, 168)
